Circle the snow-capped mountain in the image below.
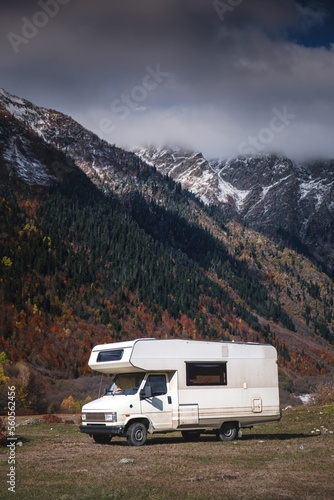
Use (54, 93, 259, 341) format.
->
(134, 147, 221, 205)
(1, 87, 333, 274)
(0, 90, 81, 189)
(0, 88, 146, 195)
(136, 146, 334, 274)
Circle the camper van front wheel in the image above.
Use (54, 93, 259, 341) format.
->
(216, 422, 238, 442)
(126, 422, 147, 446)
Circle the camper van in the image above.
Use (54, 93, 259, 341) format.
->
(80, 339, 281, 446)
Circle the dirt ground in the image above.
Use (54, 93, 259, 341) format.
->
(1, 405, 333, 499)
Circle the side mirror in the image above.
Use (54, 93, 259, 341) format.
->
(140, 386, 152, 399)
(102, 387, 107, 395)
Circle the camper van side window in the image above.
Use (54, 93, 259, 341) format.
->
(146, 375, 167, 396)
(96, 349, 124, 362)
(186, 363, 227, 386)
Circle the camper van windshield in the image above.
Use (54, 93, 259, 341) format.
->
(106, 373, 145, 396)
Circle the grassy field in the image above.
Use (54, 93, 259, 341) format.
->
(1, 404, 333, 499)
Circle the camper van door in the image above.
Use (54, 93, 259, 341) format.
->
(140, 374, 173, 431)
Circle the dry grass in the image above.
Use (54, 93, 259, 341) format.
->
(1, 405, 333, 499)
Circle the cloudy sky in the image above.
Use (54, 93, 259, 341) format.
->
(1, 0, 334, 159)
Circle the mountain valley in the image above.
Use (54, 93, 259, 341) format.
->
(0, 88, 333, 412)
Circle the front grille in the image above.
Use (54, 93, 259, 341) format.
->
(86, 413, 105, 422)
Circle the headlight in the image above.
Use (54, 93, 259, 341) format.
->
(105, 412, 117, 422)
(81, 413, 86, 421)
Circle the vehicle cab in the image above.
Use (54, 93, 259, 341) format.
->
(80, 369, 174, 445)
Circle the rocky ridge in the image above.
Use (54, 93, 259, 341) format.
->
(136, 146, 334, 274)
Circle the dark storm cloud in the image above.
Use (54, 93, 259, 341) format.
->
(1, 0, 334, 159)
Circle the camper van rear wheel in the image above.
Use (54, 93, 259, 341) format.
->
(92, 434, 112, 444)
(126, 422, 147, 446)
(181, 430, 201, 442)
(216, 422, 238, 442)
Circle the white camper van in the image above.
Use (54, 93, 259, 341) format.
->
(80, 339, 281, 446)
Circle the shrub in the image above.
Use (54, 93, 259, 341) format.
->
(308, 382, 334, 405)
(1, 361, 48, 414)
(41, 414, 62, 423)
(47, 403, 55, 415)
(60, 395, 76, 413)
(16, 408, 38, 416)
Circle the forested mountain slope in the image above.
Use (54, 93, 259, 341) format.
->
(0, 88, 333, 396)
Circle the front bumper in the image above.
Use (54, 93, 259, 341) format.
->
(79, 424, 125, 436)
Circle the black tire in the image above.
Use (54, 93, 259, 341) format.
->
(92, 434, 112, 444)
(126, 422, 147, 446)
(216, 422, 238, 442)
(181, 430, 201, 442)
